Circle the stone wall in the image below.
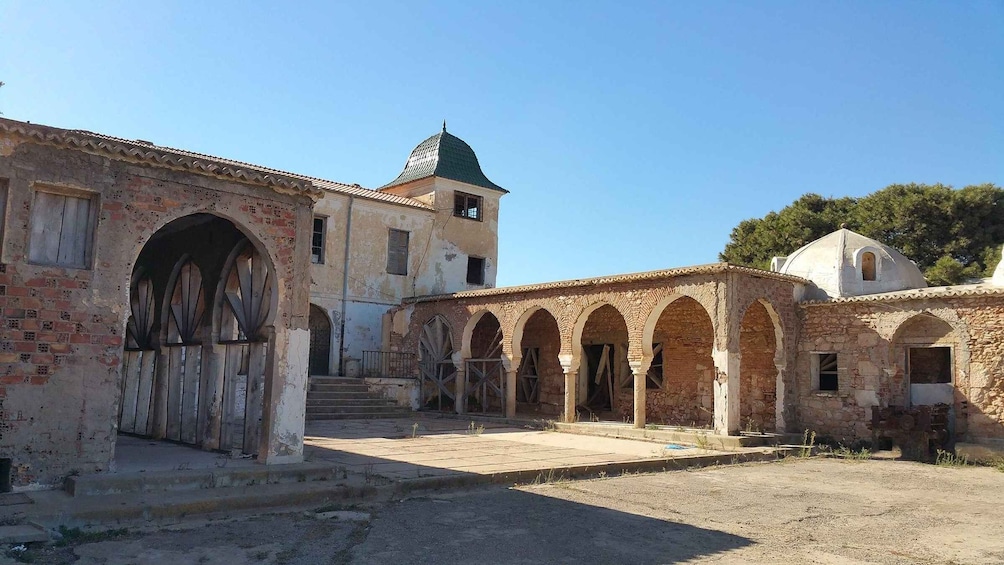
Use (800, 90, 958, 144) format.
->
(0, 126, 316, 487)
(739, 300, 778, 433)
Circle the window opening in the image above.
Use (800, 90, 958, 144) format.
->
(453, 191, 482, 221)
(861, 251, 876, 281)
(908, 347, 952, 384)
(28, 188, 96, 268)
(816, 353, 838, 391)
(467, 256, 485, 285)
(311, 217, 326, 264)
(386, 229, 409, 275)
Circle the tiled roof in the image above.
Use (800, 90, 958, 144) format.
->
(405, 263, 808, 302)
(800, 283, 1004, 306)
(381, 127, 507, 193)
(0, 118, 433, 210)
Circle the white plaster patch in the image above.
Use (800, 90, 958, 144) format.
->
(854, 390, 879, 408)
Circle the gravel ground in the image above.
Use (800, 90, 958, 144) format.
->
(5, 457, 1004, 564)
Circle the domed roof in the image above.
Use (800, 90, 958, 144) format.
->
(992, 246, 1004, 287)
(778, 228, 927, 299)
(381, 125, 507, 193)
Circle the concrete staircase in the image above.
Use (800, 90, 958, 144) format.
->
(306, 376, 412, 420)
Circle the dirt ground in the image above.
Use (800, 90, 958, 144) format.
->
(6, 457, 1004, 564)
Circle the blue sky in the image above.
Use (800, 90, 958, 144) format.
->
(2, 1, 1001, 287)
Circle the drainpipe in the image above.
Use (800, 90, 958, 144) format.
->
(337, 195, 355, 376)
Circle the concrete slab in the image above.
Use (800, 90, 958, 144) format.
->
(0, 523, 48, 543)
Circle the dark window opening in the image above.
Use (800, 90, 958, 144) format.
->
(311, 217, 325, 264)
(817, 353, 838, 391)
(453, 192, 482, 221)
(387, 228, 409, 275)
(861, 252, 876, 281)
(467, 256, 485, 285)
(909, 347, 952, 384)
(646, 343, 664, 390)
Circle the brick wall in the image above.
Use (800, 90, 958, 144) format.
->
(647, 296, 714, 427)
(739, 300, 777, 432)
(517, 309, 562, 416)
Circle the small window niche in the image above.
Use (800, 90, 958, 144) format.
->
(861, 251, 877, 281)
(813, 353, 839, 392)
(311, 216, 326, 264)
(908, 347, 952, 384)
(453, 191, 482, 221)
(28, 186, 98, 269)
(466, 256, 486, 285)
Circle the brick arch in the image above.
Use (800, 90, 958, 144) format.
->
(511, 305, 562, 364)
(641, 293, 716, 359)
(568, 299, 631, 370)
(460, 308, 504, 360)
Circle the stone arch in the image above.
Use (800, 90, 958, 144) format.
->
(573, 302, 631, 420)
(511, 306, 563, 417)
(644, 295, 716, 428)
(890, 311, 969, 413)
(642, 293, 715, 358)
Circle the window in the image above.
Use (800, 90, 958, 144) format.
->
(861, 251, 876, 281)
(311, 217, 326, 264)
(908, 347, 952, 384)
(453, 191, 482, 221)
(814, 353, 839, 391)
(28, 187, 97, 269)
(386, 228, 409, 275)
(467, 256, 485, 285)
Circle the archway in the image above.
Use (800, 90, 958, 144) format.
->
(739, 300, 778, 433)
(646, 296, 715, 428)
(418, 316, 457, 412)
(120, 213, 274, 457)
(512, 308, 562, 417)
(577, 304, 630, 421)
(892, 314, 958, 408)
(308, 305, 332, 376)
(464, 311, 505, 415)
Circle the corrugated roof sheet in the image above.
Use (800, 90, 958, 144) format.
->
(0, 118, 433, 210)
(381, 127, 507, 193)
(405, 263, 807, 302)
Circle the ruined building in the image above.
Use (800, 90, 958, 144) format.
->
(0, 116, 1001, 489)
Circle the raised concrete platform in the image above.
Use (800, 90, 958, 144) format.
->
(552, 421, 779, 449)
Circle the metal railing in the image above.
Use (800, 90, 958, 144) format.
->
(360, 350, 417, 379)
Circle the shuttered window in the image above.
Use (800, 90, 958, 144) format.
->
(28, 188, 96, 269)
(387, 229, 409, 275)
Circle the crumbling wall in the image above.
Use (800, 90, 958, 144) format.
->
(739, 300, 777, 432)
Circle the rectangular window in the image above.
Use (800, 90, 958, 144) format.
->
(28, 187, 97, 269)
(814, 353, 839, 391)
(453, 191, 482, 221)
(908, 347, 952, 384)
(311, 217, 326, 264)
(466, 256, 485, 285)
(386, 228, 409, 275)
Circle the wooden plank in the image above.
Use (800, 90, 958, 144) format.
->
(57, 195, 90, 267)
(243, 342, 266, 455)
(118, 351, 141, 434)
(220, 344, 246, 452)
(135, 350, 157, 436)
(28, 192, 64, 264)
(199, 345, 223, 449)
(180, 345, 201, 444)
(165, 347, 184, 441)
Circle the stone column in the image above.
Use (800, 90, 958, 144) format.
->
(452, 352, 466, 414)
(712, 347, 741, 435)
(559, 353, 577, 423)
(630, 359, 650, 429)
(505, 369, 517, 418)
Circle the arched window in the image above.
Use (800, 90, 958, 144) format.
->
(861, 252, 877, 281)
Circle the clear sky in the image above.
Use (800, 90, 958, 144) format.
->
(2, 1, 1001, 287)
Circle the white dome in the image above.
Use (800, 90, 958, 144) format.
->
(992, 246, 1004, 287)
(779, 228, 927, 299)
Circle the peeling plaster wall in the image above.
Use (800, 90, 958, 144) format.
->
(0, 135, 314, 487)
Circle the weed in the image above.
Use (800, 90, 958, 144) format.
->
(744, 417, 760, 435)
(799, 430, 817, 458)
(935, 449, 969, 467)
(833, 445, 872, 461)
(529, 468, 567, 486)
(467, 421, 485, 436)
(994, 457, 1004, 473)
(363, 464, 375, 484)
(55, 526, 130, 547)
(411, 422, 420, 439)
(645, 423, 659, 430)
(695, 432, 710, 451)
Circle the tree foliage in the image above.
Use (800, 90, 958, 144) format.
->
(720, 183, 1004, 285)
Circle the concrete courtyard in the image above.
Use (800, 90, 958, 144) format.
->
(9, 457, 1004, 564)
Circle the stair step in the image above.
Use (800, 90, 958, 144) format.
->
(306, 398, 397, 407)
(306, 411, 413, 421)
(306, 405, 409, 414)
(309, 384, 371, 393)
(306, 391, 385, 399)
(309, 376, 367, 383)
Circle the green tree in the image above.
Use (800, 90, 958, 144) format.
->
(720, 183, 1004, 285)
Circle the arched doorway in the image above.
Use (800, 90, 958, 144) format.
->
(739, 300, 778, 433)
(308, 305, 331, 376)
(646, 296, 715, 428)
(464, 312, 505, 415)
(419, 316, 456, 412)
(512, 308, 562, 417)
(578, 304, 630, 421)
(120, 213, 275, 457)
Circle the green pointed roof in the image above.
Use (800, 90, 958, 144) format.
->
(381, 126, 507, 193)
